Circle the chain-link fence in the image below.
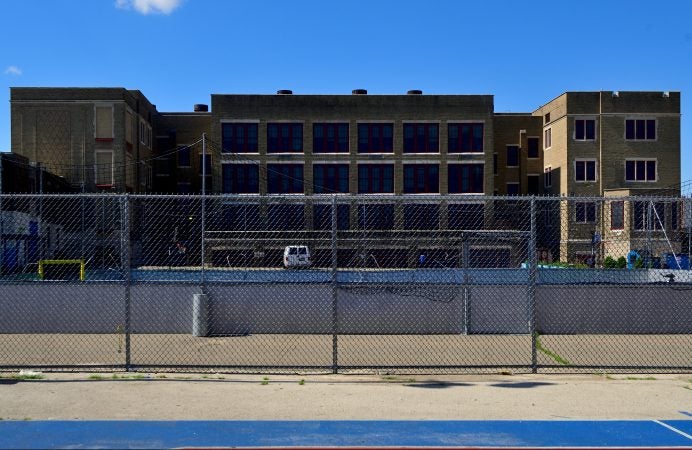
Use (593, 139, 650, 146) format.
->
(0, 193, 690, 373)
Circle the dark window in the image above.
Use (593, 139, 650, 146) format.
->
(448, 203, 483, 230)
(222, 123, 258, 153)
(544, 167, 552, 188)
(625, 119, 656, 140)
(506, 183, 520, 196)
(493, 154, 498, 175)
(575, 119, 596, 140)
(448, 164, 484, 194)
(575, 202, 596, 223)
(448, 123, 484, 153)
(544, 113, 550, 124)
(267, 123, 303, 153)
(404, 204, 439, 230)
(527, 138, 539, 158)
(506, 146, 519, 167)
(527, 175, 540, 195)
(575, 160, 596, 182)
(544, 128, 552, 148)
(358, 204, 394, 230)
(268, 204, 304, 230)
(313, 164, 349, 194)
(177, 182, 191, 194)
(155, 157, 171, 176)
(178, 146, 191, 167)
(671, 202, 679, 230)
(222, 164, 259, 194)
(313, 204, 350, 231)
(222, 204, 261, 231)
(633, 201, 664, 230)
(313, 123, 349, 153)
(403, 164, 439, 193)
(625, 160, 656, 182)
(198, 154, 211, 175)
(358, 164, 394, 193)
(611, 201, 624, 230)
(403, 123, 439, 153)
(358, 123, 393, 153)
(267, 164, 304, 194)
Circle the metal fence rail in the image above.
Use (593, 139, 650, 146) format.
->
(0, 193, 690, 373)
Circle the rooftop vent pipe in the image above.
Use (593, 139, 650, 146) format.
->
(407, 90, 423, 95)
(193, 104, 209, 112)
(277, 90, 293, 95)
(352, 89, 368, 95)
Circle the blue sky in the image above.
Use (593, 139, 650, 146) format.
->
(1, 0, 691, 181)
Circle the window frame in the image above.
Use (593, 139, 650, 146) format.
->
(266, 163, 304, 194)
(267, 122, 304, 153)
(177, 146, 191, 168)
(574, 201, 597, 224)
(574, 159, 598, 183)
(403, 122, 439, 154)
(574, 118, 597, 141)
(610, 201, 624, 230)
(506, 145, 520, 168)
(313, 163, 350, 194)
(544, 128, 552, 150)
(625, 159, 657, 182)
(527, 174, 540, 195)
(625, 118, 657, 141)
(357, 163, 395, 194)
(221, 122, 259, 153)
(448, 163, 485, 194)
(222, 162, 260, 194)
(312, 122, 349, 153)
(527, 137, 540, 159)
(544, 166, 552, 188)
(448, 122, 484, 154)
(357, 122, 394, 153)
(403, 163, 439, 194)
(95, 105, 114, 141)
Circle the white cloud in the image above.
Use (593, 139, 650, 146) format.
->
(115, 0, 183, 15)
(4, 66, 22, 76)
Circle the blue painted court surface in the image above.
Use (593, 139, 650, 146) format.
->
(1, 420, 691, 449)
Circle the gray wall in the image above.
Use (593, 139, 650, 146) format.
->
(1, 281, 690, 335)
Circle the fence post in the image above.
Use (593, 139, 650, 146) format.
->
(331, 195, 339, 373)
(529, 197, 538, 373)
(120, 194, 132, 372)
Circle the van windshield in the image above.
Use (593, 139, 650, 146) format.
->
(298, 247, 307, 255)
(288, 248, 298, 255)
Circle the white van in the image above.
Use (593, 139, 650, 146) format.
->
(283, 245, 311, 268)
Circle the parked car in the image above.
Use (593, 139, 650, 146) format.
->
(283, 245, 311, 268)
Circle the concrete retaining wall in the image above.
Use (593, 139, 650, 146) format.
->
(0, 282, 690, 335)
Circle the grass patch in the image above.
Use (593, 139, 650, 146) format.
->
(2, 374, 45, 381)
(111, 374, 146, 380)
(298, 379, 305, 386)
(261, 376, 269, 386)
(156, 374, 167, 379)
(535, 333, 571, 366)
(88, 375, 104, 380)
(625, 376, 657, 381)
(380, 375, 416, 383)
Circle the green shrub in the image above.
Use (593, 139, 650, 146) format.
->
(616, 256, 627, 268)
(603, 256, 617, 268)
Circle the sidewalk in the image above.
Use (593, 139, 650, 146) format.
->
(1, 372, 690, 420)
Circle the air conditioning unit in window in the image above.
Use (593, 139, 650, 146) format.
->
(612, 91, 619, 97)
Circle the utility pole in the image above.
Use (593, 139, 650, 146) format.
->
(201, 133, 206, 289)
